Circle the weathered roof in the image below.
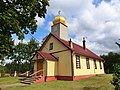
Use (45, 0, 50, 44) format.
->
(37, 51, 57, 61)
(50, 33, 103, 60)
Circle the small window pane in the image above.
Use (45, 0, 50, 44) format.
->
(76, 55, 81, 69)
(94, 60, 97, 69)
(49, 43, 53, 50)
(86, 58, 90, 69)
(99, 61, 102, 69)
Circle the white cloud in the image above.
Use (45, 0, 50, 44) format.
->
(35, 16, 45, 27)
(14, 39, 28, 45)
(47, 0, 120, 55)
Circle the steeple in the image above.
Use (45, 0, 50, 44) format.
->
(51, 11, 68, 41)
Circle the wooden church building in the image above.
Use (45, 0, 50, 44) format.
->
(32, 15, 105, 83)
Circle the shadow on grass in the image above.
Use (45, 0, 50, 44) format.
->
(83, 87, 99, 90)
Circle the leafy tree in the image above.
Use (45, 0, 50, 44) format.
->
(0, 0, 49, 60)
(111, 64, 120, 90)
(101, 52, 120, 73)
(6, 38, 39, 73)
(24, 38, 39, 72)
(0, 65, 5, 76)
(0, 37, 14, 61)
(111, 40, 120, 90)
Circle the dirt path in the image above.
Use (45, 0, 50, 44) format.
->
(0, 83, 27, 90)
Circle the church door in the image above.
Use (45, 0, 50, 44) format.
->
(37, 60, 43, 76)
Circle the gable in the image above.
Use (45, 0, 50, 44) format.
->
(32, 51, 57, 60)
(39, 33, 103, 60)
(40, 34, 68, 53)
(32, 53, 43, 60)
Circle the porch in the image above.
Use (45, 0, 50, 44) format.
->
(21, 51, 58, 84)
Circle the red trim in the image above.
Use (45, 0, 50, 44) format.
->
(33, 74, 105, 84)
(57, 76, 73, 81)
(71, 51, 74, 76)
(50, 49, 69, 54)
(37, 51, 57, 60)
(73, 74, 96, 80)
(33, 77, 45, 84)
(46, 76, 57, 81)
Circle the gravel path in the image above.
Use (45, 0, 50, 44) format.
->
(0, 83, 27, 90)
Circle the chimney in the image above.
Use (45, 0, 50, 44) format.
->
(69, 39, 73, 48)
(83, 37, 86, 49)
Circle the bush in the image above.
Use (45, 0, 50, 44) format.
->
(111, 64, 120, 90)
(0, 66, 5, 77)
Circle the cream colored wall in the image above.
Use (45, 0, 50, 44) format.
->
(51, 24, 60, 37)
(42, 36, 68, 53)
(59, 23, 68, 41)
(47, 60, 58, 76)
(43, 60, 47, 76)
(41, 36, 72, 76)
(53, 50, 72, 76)
(73, 54, 104, 76)
(34, 61, 37, 72)
(94, 60, 104, 74)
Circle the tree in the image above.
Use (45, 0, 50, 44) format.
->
(0, 0, 49, 60)
(111, 64, 120, 90)
(24, 38, 39, 72)
(6, 38, 39, 73)
(115, 39, 120, 48)
(111, 40, 120, 90)
(101, 52, 120, 73)
(0, 37, 14, 60)
(0, 65, 5, 77)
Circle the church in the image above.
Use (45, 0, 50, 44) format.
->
(31, 14, 105, 83)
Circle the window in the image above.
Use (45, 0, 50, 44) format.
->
(94, 60, 97, 69)
(86, 58, 90, 69)
(99, 61, 102, 69)
(76, 55, 81, 68)
(49, 43, 53, 50)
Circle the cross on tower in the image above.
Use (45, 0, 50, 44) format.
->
(58, 10, 61, 15)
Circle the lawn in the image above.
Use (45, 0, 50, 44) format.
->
(0, 74, 114, 90)
(0, 77, 21, 85)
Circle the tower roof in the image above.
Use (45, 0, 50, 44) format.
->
(53, 15, 66, 25)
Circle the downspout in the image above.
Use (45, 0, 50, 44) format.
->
(45, 59, 47, 82)
(71, 50, 74, 80)
(93, 59, 95, 74)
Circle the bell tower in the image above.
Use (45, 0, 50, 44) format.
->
(51, 11, 68, 41)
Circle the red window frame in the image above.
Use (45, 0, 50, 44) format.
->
(86, 58, 90, 69)
(76, 55, 81, 69)
(49, 43, 53, 50)
(99, 61, 102, 69)
(94, 59, 97, 69)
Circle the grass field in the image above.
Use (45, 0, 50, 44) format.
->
(0, 74, 114, 90)
(0, 77, 21, 85)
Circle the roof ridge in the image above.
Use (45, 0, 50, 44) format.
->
(50, 33, 103, 60)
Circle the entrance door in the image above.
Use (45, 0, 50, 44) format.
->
(37, 60, 43, 76)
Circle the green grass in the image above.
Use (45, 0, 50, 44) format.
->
(0, 74, 114, 90)
(0, 77, 20, 85)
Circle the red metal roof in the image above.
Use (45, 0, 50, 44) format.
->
(51, 33, 103, 60)
(37, 51, 57, 60)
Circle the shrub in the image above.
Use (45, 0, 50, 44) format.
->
(0, 66, 5, 77)
(111, 64, 120, 90)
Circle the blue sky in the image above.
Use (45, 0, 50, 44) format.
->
(14, 0, 120, 55)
